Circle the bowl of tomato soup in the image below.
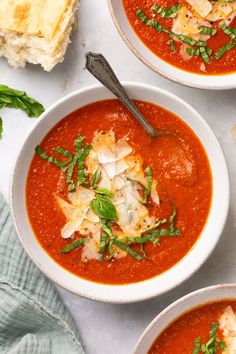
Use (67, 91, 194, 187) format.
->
(108, 0, 236, 89)
(134, 284, 236, 353)
(10, 83, 229, 303)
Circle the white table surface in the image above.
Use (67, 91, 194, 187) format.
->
(0, 1, 236, 353)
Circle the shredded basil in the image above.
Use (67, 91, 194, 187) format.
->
(151, 4, 181, 18)
(200, 27, 217, 36)
(220, 21, 236, 40)
(36, 135, 91, 191)
(214, 41, 236, 60)
(61, 238, 87, 254)
(192, 338, 201, 354)
(143, 166, 153, 204)
(95, 188, 113, 197)
(91, 169, 101, 188)
(113, 240, 143, 261)
(186, 48, 212, 56)
(35, 146, 69, 170)
(192, 322, 227, 354)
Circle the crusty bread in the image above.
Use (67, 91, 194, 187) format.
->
(0, 0, 78, 71)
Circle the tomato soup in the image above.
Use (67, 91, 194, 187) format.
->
(149, 300, 236, 353)
(26, 99, 212, 284)
(123, 0, 236, 75)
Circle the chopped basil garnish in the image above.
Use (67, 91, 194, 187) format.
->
(96, 204, 181, 261)
(95, 188, 113, 197)
(186, 48, 212, 56)
(35, 146, 69, 170)
(220, 21, 236, 40)
(91, 194, 117, 220)
(143, 166, 153, 204)
(113, 240, 143, 261)
(200, 27, 217, 36)
(214, 41, 236, 60)
(151, 4, 181, 18)
(192, 338, 201, 354)
(61, 238, 87, 254)
(91, 169, 101, 188)
(36, 135, 91, 192)
(192, 322, 227, 354)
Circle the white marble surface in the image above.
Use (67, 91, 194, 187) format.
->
(0, 1, 236, 353)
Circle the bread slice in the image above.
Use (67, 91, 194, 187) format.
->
(0, 0, 78, 71)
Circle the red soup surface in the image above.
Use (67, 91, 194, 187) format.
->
(149, 300, 236, 354)
(26, 99, 212, 284)
(122, 0, 236, 75)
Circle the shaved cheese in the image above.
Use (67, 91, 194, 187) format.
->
(151, 180, 160, 205)
(81, 238, 100, 262)
(72, 187, 95, 205)
(92, 130, 116, 164)
(54, 194, 75, 220)
(116, 139, 133, 160)
(61, 218, 84, 239)
(186, 0, 212, 18)
(219, 306, 236, 353)
(207, 3, 234, 22)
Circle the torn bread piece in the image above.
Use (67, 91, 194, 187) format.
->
(0, 0, 78, 71)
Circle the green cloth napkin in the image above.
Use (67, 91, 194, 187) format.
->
(0, 193, 85, 354)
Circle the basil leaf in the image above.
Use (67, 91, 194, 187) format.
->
(143, 166, 153, 204)
(61, 238, 87, 254)
(35, 146, 68, 170)
(91, 169, 101, 188)
(99, 231, 109, 260)
(192, 337, 201, 354)
(95, 188, 113, 197)
(0, 116, 2, 139)
(0, 84, 44, 117)
(113, 240, 143, 261)
(151, 4, 181, 18)
(77, 143, 92, 186)
(54, 147, 73, 160)
(91, 195, 117, 220)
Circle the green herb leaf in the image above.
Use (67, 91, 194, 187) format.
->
(61, 238, 87, 254)
(192, 337, 201, 354)
(151, 4, 181, 18)
(95, 188, 113, 197)
(54, 147, 73, 160)
(214, 41, 236, 60)
(0, 116, 2, 139)
(77, 143, 92, 186)
(200, 27, 217, 36)
(91, 169, 101, 188)
(35, 146, 68, 170)
(186, 47, 212, 56)
(99, 231, 109, 260)
(0, 84, 45, 117)
(220, 21, 236, 40)
(113, 240, 143, 261)
(91, 195, 117, 220)
(143, 166, 153, 204)
(192, 322, 227, 354)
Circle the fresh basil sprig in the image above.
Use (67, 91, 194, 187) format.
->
(0, 84, 45, 138)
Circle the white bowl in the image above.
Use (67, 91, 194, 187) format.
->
(108, 0, 236, 90)
(134, 284, 236, 353)
(10, 82, 229, 303)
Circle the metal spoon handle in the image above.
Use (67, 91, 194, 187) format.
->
(85, 52, 157, 137)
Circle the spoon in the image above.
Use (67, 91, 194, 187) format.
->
(86, 51, 167, 138)
(85, 51, 197, 186)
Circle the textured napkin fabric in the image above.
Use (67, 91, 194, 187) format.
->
(0, 193, 84, 354)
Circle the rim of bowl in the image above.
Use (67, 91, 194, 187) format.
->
(107, 0, 236, 90)
(10, 82, 230, 303)
(133, 284, 236, 354)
